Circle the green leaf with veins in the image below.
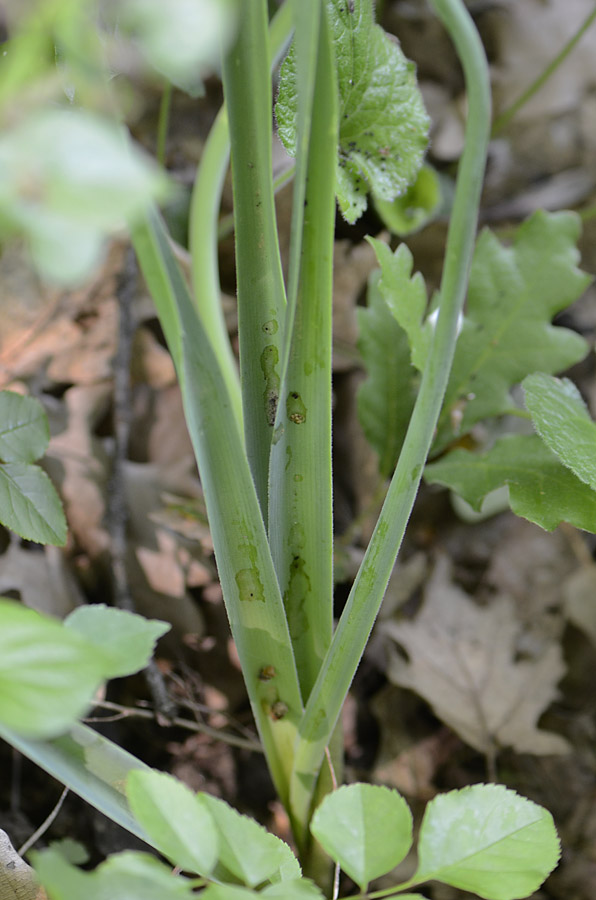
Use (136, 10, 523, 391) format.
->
(523, 373, 596, 491)
(276, 0, 429, 223)
(0, 391, 49, 463)
(356, 270, 417, 476)
(413, 784, 559, 900)
(0, 462, 67, 545)
(433, 210, 591, 452)
(425, 434, 596, 532)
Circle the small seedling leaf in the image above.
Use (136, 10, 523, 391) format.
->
(0, 599, 107, 738)
(523, 373, 596, 491)
(425, 434, 596, 532)
(276, 0, 429, 223)
(64, 605, 170, 679)
(0, 391, 49, 463)
(357, 271, 417, 476)
(0, 463, 67, 545)
(198, 793, 299, 887)
(310, 783, 413, 891)
(126, 770, 217, 876)
(434, 210, 590, 450)
(414, 784, 560, 900)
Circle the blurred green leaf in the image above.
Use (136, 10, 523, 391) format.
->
(0, 391, 49, 463)
(126, 770, 218, 876)
(64, 605, 170, 679)
(33, 848, 196, 900)
(0, 108, 169, 285)
(0, 600, 106, 737)
(198, 793, 300, 887)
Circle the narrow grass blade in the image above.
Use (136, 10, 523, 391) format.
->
(222, 0, 287, 516)
(289, 0, 492, 830)
(132, 209, 303, 807)
(0, 723, 152, 844)
(269, 2, 337, 703)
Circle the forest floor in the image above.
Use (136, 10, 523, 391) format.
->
(2, 1, 596, 898)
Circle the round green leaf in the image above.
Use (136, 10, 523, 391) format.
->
(0, 462, 67, 545)
(309, 783, 413, 890)
(64, 605, 170, 679)
(126, 770, 217, 876)
(198, 793, 299, 887)
(414, 784, 560, 900)
(0, 599, 107, 737)
(523, 372, 596, 491)
(0, 391, 49, 463)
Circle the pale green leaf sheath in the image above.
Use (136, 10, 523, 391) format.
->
(277, 0, 429, 223)
(523, 372, 596, 491)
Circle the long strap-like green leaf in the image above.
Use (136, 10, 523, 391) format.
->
(132, 210, 303, 808)
(289, 0, 492, 832)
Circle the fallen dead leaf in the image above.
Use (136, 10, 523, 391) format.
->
(0, 830, 48, 900)
(381, 555, 570, 757)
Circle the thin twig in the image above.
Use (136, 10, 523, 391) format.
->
(87, 700, 263, 753)
(18, 786, 69, 856)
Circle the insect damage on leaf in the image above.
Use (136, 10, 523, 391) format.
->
(275, 0, 429, 223)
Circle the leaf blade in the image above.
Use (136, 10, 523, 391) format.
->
(0, 462, 67, 545)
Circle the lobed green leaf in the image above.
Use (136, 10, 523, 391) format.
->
(276, 0, 429, 223)
(374, 163, 442, 236)
(434, 210, 591, 449)
(414, 784, 560, 900)
(310, 783, 413, 891)
(523, 372, 596, 491)
(356, 271, 417, 476)
(425, 434, 596, 531)
(64, 605, 170, 679)
(0, 391, 49, 463)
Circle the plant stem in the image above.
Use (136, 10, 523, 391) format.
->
(156, 81, 172, 167)
(491, 4, 596, 136)
(289, 0, 492, 839)
(222, 0, 287, 518)
(269, 0, 337, 704)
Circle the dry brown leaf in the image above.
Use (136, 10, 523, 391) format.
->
(46, 383, 112, 559)
(382, 555, 570, 757)
(0, 830, 48, 900)
(563, 564, 596, 647)
(0, 539, 83, 618)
